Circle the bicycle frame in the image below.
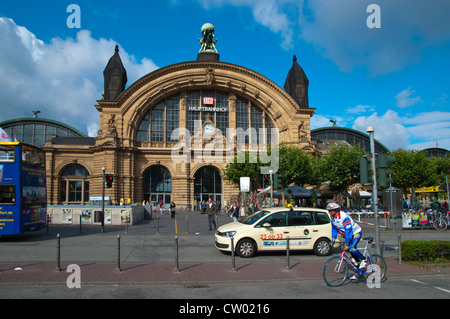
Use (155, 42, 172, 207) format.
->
(333, 240, 375, 277)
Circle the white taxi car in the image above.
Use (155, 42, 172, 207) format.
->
(214, 207, 332, 258)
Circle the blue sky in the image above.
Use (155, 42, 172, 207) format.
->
(0, 0, 449, 151)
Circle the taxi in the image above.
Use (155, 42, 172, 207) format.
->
(214, 207, 332, 258)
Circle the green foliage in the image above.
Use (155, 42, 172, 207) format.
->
(314, 143, 365, 195)
(389, 149, 442, 193)
(401, 240, 450, 263)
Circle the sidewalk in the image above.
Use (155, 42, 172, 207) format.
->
(0, 259, 438, 286)
(0, 210, 448, 286)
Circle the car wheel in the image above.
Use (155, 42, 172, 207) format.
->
(236, 239, 256, 258)
(314, 238, 331, 256)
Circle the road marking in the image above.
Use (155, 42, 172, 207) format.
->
(410, 279, 450, 294)
(174, 218, 178, 234)
(435, 286, 450, 294)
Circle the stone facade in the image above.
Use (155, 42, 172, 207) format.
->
(43, 54, 315, 208)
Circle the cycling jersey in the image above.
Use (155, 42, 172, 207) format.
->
(330, 211, 361, 244)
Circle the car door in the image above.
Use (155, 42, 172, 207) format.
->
(254, 211, 291, 251)
(287, 210, 318, 250)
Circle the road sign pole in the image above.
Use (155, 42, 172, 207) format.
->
(367, 127, 381, 255)
(101, 167, 105, 234)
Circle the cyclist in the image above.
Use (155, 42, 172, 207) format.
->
(327, 203, 366, 272)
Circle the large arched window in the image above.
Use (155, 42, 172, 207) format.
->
(59, 164, 90, 204)
(136, 95, 180, 143)
(136, 91, 273, 145)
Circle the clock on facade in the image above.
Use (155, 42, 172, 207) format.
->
(203, 123, 215, 135)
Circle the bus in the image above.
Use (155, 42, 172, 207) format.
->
(0, 142, 47, 235)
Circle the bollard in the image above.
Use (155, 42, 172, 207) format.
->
(116, 235, 121, 272)
(157, 215, 160, 234)
(174, 236, 180, 273)
(185, 214, 189, 234)
(79, 215, 82, 234)
(55, 233, 61, 272)
(230, 236, 237, 272)
(398, 234, 402, 265)
(285, 236, 291, 271)
(46, 215, 50, 234)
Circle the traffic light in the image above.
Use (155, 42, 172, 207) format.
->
(263, 174, 269, 188)
(376, 154, 396, 187)
(359, 156, 374, 185)
(105, 174, 114, 188)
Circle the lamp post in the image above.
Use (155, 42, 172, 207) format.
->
(367, 127, 381, 255)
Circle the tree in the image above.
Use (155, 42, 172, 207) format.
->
(222, 150, 262, 191)
(390, 149, 443, 194)
(222, 143, 316, 205)
(315, 143, 365, 196)
(277, 143, 315, 204)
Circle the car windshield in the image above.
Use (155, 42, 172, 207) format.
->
(240, 210, 270, 225)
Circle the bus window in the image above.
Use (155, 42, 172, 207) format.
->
(0, 145, 15, 162)
(22, 145, 45, 167)
(0, 185, 15, 204)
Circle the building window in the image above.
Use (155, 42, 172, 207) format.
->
(186, 90, 230, 137)
(236, 97, 249, 144)
(151, 102, 165, 142)
(59, 164, 90, 204)
(166, 95, 180, 142)
(136, 96, 180, 143)
(136, 91, 271, 145)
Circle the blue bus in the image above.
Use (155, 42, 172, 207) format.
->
(0, 142, 47, 235)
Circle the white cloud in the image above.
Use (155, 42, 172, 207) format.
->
(352, 110, 408, 151)
(0, 18, 158, 136)
(194, 0, 297, 49)
(297, 0, 450, 76)
(200, 1, 450, 76)
(395, 87, 422, 108)
(345, 104, 376, 115)
(351, 109, 450, 151)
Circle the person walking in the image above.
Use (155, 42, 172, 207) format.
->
(205, 198, 217, 230)
(227, 203, 239, 222)
(170, 201, 176, 219)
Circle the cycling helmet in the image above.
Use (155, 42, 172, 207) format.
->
(326, 203, 340, 211)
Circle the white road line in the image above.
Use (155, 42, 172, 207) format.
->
(410, 279, 450, 294)
(435, 286, 450, 294)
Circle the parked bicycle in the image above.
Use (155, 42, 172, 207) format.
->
(433, 209, 449, 231)
(323, 237, 387, 287)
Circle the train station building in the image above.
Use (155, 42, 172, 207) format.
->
(38, 24, 316, 209)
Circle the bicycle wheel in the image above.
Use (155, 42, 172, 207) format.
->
(433, 218, 448, 231)
(363, 254, 387, 284)
(323, 256, 349, 287)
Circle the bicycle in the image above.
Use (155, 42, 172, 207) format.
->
(323, 237, 387, 287)
(433, 210, 448, 231)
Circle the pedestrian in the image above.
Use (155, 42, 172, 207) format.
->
(227, 203, 238, 222)
(205, 198, 217, 230)
(170, 201, 176, 219)
(201, 200, 206, 215)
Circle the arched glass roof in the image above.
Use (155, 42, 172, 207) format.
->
(311, 126, 390, 154)
(0, 118, 86, 147)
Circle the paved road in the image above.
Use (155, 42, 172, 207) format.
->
(0, 210, 448, 300)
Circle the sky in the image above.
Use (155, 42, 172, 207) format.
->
(0, 0, 449, 152)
